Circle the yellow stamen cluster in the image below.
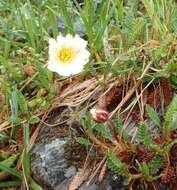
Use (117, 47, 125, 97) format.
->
(57, 47, 74, 64)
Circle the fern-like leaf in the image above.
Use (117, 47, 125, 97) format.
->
(114, 115, 122, 133)
(107, 149, 129, 177)
(114, 115, 130, 141)
(146, 104, 161, 128)
(138, 123, 152, 146)
(148, 155, 165, 175)
(94, 124, 112, 140)
(163, 139, 177, 153)
(127, 18, 146, 46)
(165, 94, 177, 132)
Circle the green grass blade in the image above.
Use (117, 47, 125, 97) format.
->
(30, 179, 43, 190)
(0, 163, 22, 179)
(0, 181, 21, 188)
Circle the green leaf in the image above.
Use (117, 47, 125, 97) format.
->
(153, 36, 173, 61)
(30, 179, 43, 190)
(58, 0, 74, 34)
(163, 139, 177, 152)
(114, 115, 122, 133)
(0, 180, 21, 188)
(94, 1, 112, 50)
(127, 18, 146, 46)
(137, 160, 163, 182)
(94, 124, 112, 140)
(138, 162, 150, 179)
(0, 134, 10, 141)
(75, 137, 91, 146)
(138, 123, 152, 146)
(22, 124, 30, 177)
(9, 88, 19, 124)
(80, 114, 94, 132)
(114, 115, 129, 141)
(141, 0, 154, 17)
(46, 6, 58, 38)
(29, 115, 40, 124)
(0, 154, 19, 177)
(107, 149, 129, 177)
(148, 155, 165, 174)
(16, 89, 29, 115)
(0, 163, 22, 179)
(148, 144, 163, 153)
(165, 94, 177, 124)
(137, 161, 156, 182)
(35, 61, 50, 88)
(111, 0, 124, 26)
(164, 94, 177, 133)
(146, 104, 161, 127)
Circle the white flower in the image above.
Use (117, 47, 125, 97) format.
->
(47, 34, 90, 76)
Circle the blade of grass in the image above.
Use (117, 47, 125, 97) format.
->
(22, 123, 30, 189)
(30, 179, 43, 190)
(0, 163, 22, 179)
(0, 154, 19, 177)
(0, 180, 21, 188)
(58, 0, 74, 34)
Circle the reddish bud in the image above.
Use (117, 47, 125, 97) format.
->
(90, 108, 109, 123)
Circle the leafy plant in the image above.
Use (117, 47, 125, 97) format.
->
(148, 155, 165, 175)
(146, 104, 161, 128)
(0, 0, 177, 189)
(164, 94, 177, 135)
(138, 122, 152, 147)
(107, 149, 130, 178)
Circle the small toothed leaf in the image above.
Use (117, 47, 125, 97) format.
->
(146, 104, 161, 128)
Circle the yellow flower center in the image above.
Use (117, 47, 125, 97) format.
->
(57, 47, 74, 64)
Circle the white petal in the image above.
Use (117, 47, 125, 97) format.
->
(47, 62, 58, 72)
(48, 63, 82, 76)
(65, 34, 73, 45)
(78, 49, 90, 62)
(59, 65, 83, 76)
(56, 34, 65, 44)
(72, 49, 90, 66)
(74, 34, 87, 49)
(48, 38, 57, 54)
(49, 38, 56, 46)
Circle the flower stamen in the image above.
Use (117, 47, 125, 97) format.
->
(57, 47, 74, 64)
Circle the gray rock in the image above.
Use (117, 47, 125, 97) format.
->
(31, 136, 74, 188)
(30, 123, 117, 190)
(47, 16, 86, 38)
(30, 123, 112, 190)
(64, 166, 77, 178)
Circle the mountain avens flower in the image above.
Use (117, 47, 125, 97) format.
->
(47, 34, 90, 76)
(90, 108, 109, 123)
